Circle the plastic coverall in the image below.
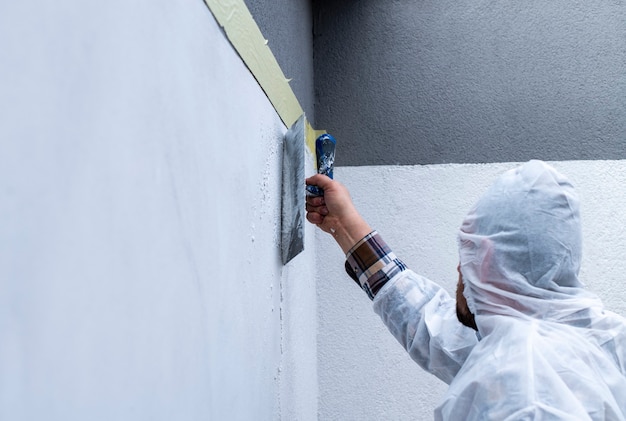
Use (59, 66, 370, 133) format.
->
(372, 160, 626, 420)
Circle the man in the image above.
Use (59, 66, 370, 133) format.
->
(305, 160, 626, 420)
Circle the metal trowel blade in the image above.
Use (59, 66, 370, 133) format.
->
(280, 115, 306, 265)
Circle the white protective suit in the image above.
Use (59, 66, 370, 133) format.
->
(373, 160, 626, 420)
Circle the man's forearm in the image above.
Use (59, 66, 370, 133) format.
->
(332, 213, 373, 255)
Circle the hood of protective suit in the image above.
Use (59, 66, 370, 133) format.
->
(458, 160, 602, 332)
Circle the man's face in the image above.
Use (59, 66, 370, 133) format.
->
(456, 265, 478, 331)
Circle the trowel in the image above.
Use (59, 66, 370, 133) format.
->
(281, 115, 306, 264)
(281, 115, 336, 264)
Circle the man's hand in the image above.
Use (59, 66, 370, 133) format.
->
(305, 174, 372, 254)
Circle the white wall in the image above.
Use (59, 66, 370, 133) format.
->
(0, 1, 317, 420)
(317, 161, 626, 420)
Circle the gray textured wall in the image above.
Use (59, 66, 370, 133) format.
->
(245, 0, 315, 122)
(314, 0, 626, 166)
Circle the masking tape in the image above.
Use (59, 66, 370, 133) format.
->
(305, 120, 326, 158)
(204, 0, 324, 154)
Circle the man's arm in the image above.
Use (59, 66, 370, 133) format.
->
(305, 174, 372, 254)
(305, 175, 478, 383)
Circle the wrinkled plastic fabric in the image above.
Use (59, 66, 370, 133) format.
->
(374, 161, 626, 420)
(374, 272, 478, 384)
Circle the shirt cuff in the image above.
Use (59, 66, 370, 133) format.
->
(344, 231, 407, 300)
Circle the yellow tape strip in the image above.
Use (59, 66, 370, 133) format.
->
(306, 120, 326, 158)
(204, 0, 323, 154)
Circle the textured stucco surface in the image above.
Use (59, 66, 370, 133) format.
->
(0, 1, 317, 420)
(317, 161, 626, 420)
(314, 1, 626, 166)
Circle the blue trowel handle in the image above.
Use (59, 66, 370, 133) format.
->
(307, 134, 336, 196)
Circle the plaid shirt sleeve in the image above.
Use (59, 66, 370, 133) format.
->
(344, 231, 407, 300)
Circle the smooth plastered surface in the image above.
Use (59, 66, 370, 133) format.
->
(0, 1, 318, 419)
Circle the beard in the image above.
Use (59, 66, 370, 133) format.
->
(456, 294, 478, 331)
(456, 268, 478, 331)
(456, 301, 478, 331)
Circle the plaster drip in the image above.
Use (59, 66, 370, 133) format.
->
(276, 264, 287, 419)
